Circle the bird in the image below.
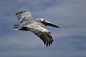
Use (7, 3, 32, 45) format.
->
(12, 11, 60, 47)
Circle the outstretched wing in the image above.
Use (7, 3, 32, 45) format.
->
(26, 23, 54, 47)
(15, 11, 34, 23)
(15, 11, 54, 47)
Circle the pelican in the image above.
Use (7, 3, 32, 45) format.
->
(12, 11, 60, 47)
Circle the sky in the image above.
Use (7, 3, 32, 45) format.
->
(0, 0, 86, 57)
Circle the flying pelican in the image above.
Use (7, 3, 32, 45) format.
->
(12, 11, 60, 47)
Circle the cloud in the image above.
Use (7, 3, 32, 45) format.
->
(0, 36, 86, 57)
(0, 31, 43, 48)
(0, 0, 86, 57)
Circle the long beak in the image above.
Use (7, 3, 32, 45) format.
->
(42, 20, 60, 28)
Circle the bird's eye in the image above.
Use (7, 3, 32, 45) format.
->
(43, 20, 46, 22)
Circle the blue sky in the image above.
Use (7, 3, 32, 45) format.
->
(0, 0, 86, 57)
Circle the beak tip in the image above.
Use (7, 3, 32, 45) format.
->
(57, 26, 60, 28)
(59, 27, 60, 28)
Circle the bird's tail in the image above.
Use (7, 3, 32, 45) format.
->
(12, 24, 20, 30)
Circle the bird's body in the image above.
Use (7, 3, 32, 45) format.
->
(12, 11, 60, 47)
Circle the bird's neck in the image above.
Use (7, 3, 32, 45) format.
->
(37, 21, 45, 27)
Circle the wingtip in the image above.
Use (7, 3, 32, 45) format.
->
(15, 11, 27, 15)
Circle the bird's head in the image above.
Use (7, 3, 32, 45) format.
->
(37, 18, 45, 22)
(37, 18, 60, 28)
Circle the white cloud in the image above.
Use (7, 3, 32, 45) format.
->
(0, 31, 44, 48)
(0, 0, 86, 57)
